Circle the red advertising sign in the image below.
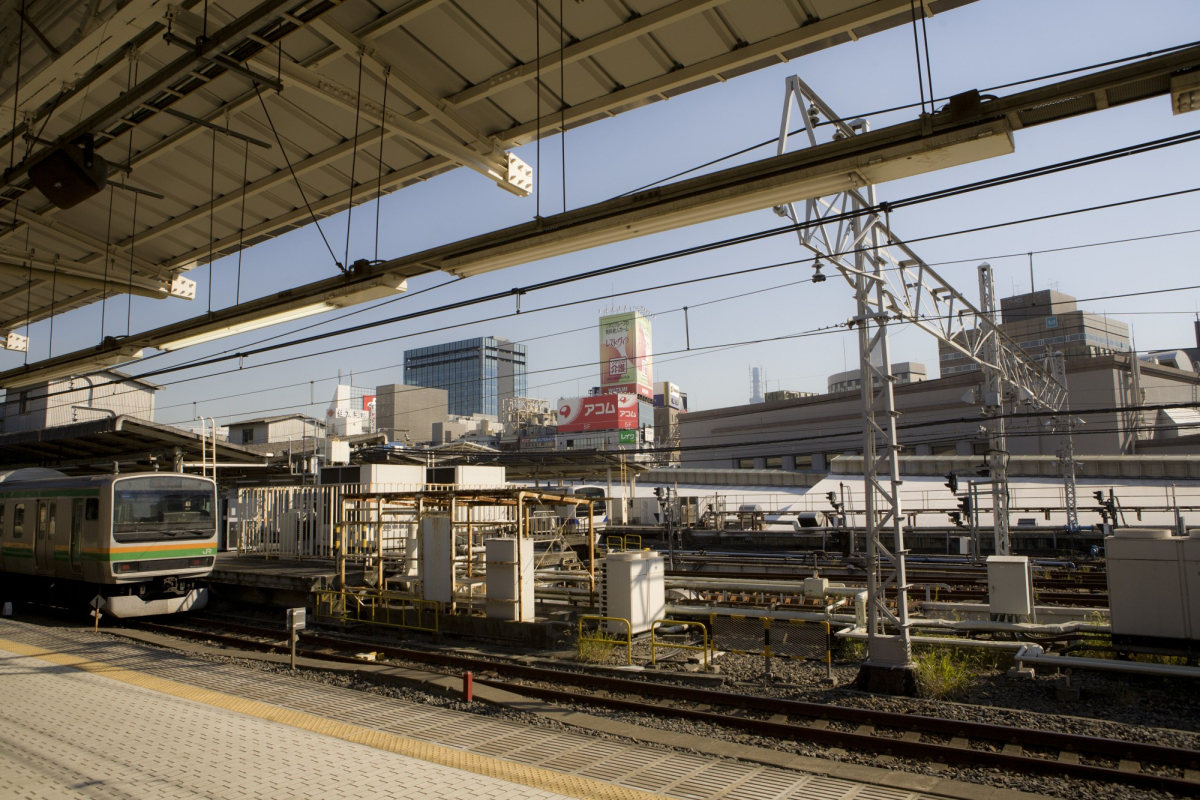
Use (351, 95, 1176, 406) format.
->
(363, 394, 376, 415)
(556, 394, 638, 433)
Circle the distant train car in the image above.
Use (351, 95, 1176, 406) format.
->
(0, 469, 217, 617)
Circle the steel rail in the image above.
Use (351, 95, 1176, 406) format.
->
(130, 618, 1198, 794)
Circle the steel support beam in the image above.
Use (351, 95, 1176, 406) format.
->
(6, 42, 1199, 387)
(258, 52, 530, 195)
(977, 263, 1011, 555)
(309, 17, 496, 155)
(2, 0, 296, 187)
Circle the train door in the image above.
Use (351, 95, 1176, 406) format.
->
(34, 500, 56, 573)
(69, 499, 85, 575)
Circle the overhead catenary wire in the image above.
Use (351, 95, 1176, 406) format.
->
(133, 289, 1200, 425)
(20, 182, 1200, 416)
(12, 112, 1200, 406)
(616, 37, 1200, 198)
(136, 279, 1199, 427)
(119, 134, 1200, 383)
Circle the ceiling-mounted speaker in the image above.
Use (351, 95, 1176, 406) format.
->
(29, 139, 108, 210)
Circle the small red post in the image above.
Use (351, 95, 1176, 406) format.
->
(463, 671, 473, 702)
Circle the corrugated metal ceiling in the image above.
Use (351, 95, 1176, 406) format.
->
(0, 0, 977, 340)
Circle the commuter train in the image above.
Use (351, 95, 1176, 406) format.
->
(0, 469, 217, 617)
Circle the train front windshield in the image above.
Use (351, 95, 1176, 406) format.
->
(113, 477, 215, 542)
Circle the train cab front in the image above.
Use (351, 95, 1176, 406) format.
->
(103, 474, 218, 617)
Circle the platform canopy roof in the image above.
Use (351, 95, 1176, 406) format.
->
(0, 0, 979, 342)
(0, 414, 267, 472)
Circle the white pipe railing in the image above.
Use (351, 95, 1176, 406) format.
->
(1014, 644, 1200, 678)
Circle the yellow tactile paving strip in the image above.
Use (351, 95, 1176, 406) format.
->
(0, 637, 663, 800)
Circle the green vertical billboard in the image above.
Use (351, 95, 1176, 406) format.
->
(600, 310, 653, 398)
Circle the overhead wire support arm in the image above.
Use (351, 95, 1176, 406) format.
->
(771, 74, 1068, 689)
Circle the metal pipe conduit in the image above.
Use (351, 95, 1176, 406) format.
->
(836, 628, 1028, 651)
(1014, 645, 1200, 678)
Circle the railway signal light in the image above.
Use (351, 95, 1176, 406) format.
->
(948, 511, 963, 527)
(944, 472, 958, 493)
(1093, 490, 1105, 504)
(959, 495, 973, 517)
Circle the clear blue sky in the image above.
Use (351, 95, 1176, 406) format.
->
(11, 0, 1200, 427)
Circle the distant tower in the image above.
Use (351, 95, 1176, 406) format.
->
(749, 366, 765, 404)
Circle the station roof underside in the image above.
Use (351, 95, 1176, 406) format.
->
(0, 414, 265, 471)
(0, 0, 979, 337)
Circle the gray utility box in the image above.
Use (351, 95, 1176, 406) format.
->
(987, 555, 1034, 617)
(600, 551, 665, 635)
(484, 536, 534, 622)
(1107, 528, 1200, 642)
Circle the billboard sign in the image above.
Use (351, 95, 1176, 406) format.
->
(600, 311, 652, 398)
(618, 430, 637, 444)
(654, 381, 683, 410)
(556, 394, 638, 432)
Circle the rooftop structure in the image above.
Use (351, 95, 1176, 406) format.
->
(827, 362, 927, 394)
(0, 369, 160, 433)
(940, 289, 1130, 376)
(225, 414, 324, 446)
(680, 354, 1200, 471)
(374, 384, 449, 445)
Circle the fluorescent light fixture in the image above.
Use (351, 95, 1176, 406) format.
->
(439, 121, 1015, 278)
(156, 302, 335, 351)
(1, 346, 145, 389)
(152, 273, 408, 352)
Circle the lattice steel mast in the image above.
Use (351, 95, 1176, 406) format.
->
(773, 76, 1068, 687)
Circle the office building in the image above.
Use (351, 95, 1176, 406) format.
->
(827, 362, 927, 394)
(403, 337, 527, 417)
(940, 290, 1129, 376)
(375, 383, 450, 444)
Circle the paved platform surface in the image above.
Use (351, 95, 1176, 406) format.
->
(0, 619, 953, 800)
(0, 645, 571, 800)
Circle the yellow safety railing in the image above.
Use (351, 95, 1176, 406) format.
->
(577, 615, 632, 665)
(315, 588, 438, 633)
(650, 619, 709, 670)
(603, 534, 644, 552)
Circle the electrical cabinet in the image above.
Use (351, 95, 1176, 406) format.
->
(1107, 528, 1200, 642)
(600, 551, 665, 635)
(987, 555, 1033, 617)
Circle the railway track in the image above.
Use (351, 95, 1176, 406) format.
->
(132, 617, 1199, 795)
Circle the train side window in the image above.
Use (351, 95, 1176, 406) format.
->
(13, 503, 24, 538)
(47, 501, 56, 539)
(85, 498, 99, 521)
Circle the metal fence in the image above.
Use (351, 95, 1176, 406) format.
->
(650, 619, 709, 669)
(314, 588, 438, 633)
(234, 483, 512, 557)
(708, 614, 831, 664)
